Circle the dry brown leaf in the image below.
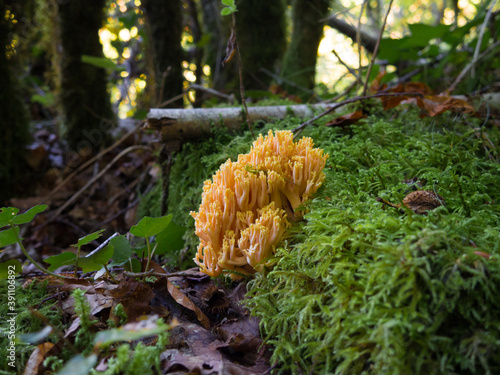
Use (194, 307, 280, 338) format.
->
(325, 110, 366, 127)
(167, 279, 211, 330)
(402, 190, 445, 214)
(417, 95, 476, 117)
(110, 279, 155, 322)
(23, 342, 55, 375)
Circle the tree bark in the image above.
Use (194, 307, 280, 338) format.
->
(58, 0, 116, 152)
(142, 0, 184, 108)
(281, 0, 330, 100)
(201, 0, 286, 94)
(235, 0, 286, 90)
(0, 1, 31, 203)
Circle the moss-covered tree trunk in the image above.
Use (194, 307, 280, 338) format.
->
(142, 0, 183, 108)
(0, 2, 30, 203)
(201, 0, 286, 93)
(58, 0, 115, 153)
(281, 0, 330, 100)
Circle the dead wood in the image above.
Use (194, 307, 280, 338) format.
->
(145, 103, 342, 142)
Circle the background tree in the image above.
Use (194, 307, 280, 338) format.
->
(58, 0, 116, 152)
(141, 0, 183, 108)
(200, 0, 286, 94)
(235, 0, 287, 91)
(281, 0, 330, 100)
(0, 1, 31, 203)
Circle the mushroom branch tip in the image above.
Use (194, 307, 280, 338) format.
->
(191, 130, 328, 277)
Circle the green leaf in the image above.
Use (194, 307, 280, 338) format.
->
(130, 215, 173, 238)
(31, 93, 55, 107)
(220, 7, 234, 16)
(44, 252, 77, 272)
(0, 207, 19, 228)
(73, 229, 105, 248)
(13, 205, 48, 225)
(0, 227, 20, 248)
(78, 245, 114, 273)
(81, 55, 124, 72)
(221, 0, 234, 6)
(403, 23, 451, 47)
(0, 259, 22, 279)
(55, 354, 97, 375)
(110, 235, 132, 264)
(20, 326, 53, 344)
(94, 324, 167, 348)
(134, 245, 147, 258)
(155, 222, 187, 255)
(367, 64, 380, 84)
(124, 258, 141, 273)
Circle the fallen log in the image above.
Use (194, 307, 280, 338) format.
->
(145, 104, 341, 142)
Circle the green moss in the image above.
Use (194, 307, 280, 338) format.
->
(246, 111, 500, 374)
(0, 280, 63, 373)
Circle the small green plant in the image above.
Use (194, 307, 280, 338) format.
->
(0, 205, 66, 279)
(50, 289, 169, 375)
(220, 0, 237, 15)
(0, 206, 185, 279)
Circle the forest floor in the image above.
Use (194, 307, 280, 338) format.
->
(1, 92, 499, 374)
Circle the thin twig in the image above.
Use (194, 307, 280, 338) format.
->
(292, 92, 423, 137)
(42, 122, 142, 204)
(53, 146, 152, 216)
(323, 79, 358, 104)
(232, 13, 254, 139)
(158, 92, 186, 108)
(448, 40, 500, 93)
(357, 0, 369, 88)
(85, 232, 120, 258)
(124, 269, 206, 279)
(331, 49, 359, 78)
(471, 0, 498, 77)
(362, 0, 394, 96)
(189, 83, 235, 102)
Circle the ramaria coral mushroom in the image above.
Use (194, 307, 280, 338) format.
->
(191, 130, 328, 277)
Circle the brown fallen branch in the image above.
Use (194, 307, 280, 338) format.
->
(145, 103, 344, 142)
(292, 92, 424, 137)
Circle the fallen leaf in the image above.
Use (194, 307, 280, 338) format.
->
(23, 342, 55, 375)
(402, 190, 445, 214)
(167, 279, 211, 329)
(325, 110, 366, 127)
(110, 279, 155, 322)
(417, 95, 476, 117)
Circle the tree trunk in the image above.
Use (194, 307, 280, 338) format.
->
(236, 0, 287, 91)
(142, 0, 184, 108)
(281, 0, 330, 100)
(58, 0, 115, 153)
(201, 0, 286, 94)
(200, 0, 235, 92)
(0, 1, 31, 203)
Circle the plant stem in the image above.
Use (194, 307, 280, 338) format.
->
(11, 224, 69, 279)
(145, 237, 152, 273)
(74, 245, 81, 278)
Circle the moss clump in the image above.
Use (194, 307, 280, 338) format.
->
(246, 111, 500, 374)
(0, 280, 63, 373)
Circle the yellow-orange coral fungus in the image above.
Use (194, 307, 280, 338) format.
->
(191, 130, 328, 277)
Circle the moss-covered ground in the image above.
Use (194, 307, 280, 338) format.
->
(0, 280, 63, 373)
(166, 106, 500, 374)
